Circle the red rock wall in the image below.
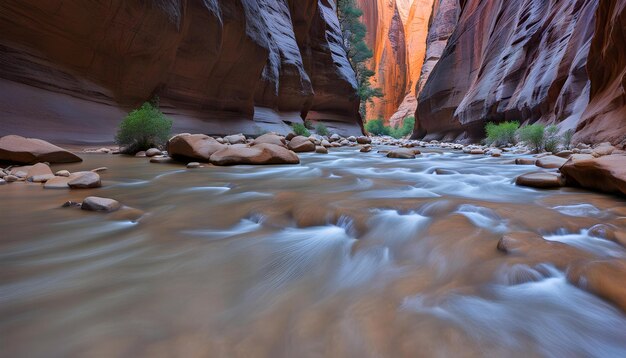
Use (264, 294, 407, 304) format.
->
(575, 0, 626, 146)
(356, 0, 434, 126)
(414, 0, 626, 145)
(0, 0, 360, 144)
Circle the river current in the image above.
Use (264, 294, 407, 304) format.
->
(1, 147, 625, 357)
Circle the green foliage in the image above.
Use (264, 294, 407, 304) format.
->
(292, 123, 311, 137)
(562, 129, 574, 149)
(364, 118, 390, 136)
(485, 121, 519, 146)
(517, 124, 545, 153)
(115, 102, 172, 154)
(338, 0, 383, 118)
(315, 123, 330, 136)
(390, 117, 415, 138)
(543, 124, 560, 153)
(304, 119, 314, 129)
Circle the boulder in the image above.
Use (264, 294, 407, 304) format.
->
(315, 146, 328, 154)
(387, 148, 418, 159)
(329, 134, 341, 142)
(592, 143, 616, 157)
(356, 136, 371, 144)
(67, 171, 101, 189)
(560, 154, 626, 195)
(321, 139, 332, 148)
(288, 136, 316, 152)
(135, 151, 146, 157)
(347, 136, 357, 142)
(360, 145, 372, 153)
(535, 155, 568, 169)
(81, 196, 121, 212)
(0, 135, 82, 164)
(26, 163, 53, 180)
(209, 143, 299, 166)
(55, 170, 70, 177)
(145, 148, 162, 157)
(515, 158, 537, 165)
(167, 134, 225, 162)
(515, 172, 565, 189)
(224, 134, 246, 145)
(252, 133, 286, 147)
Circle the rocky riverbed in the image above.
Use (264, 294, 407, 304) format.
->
(1, 133, 626, 357)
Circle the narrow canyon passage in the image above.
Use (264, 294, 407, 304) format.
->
(2, 148, 626, 357)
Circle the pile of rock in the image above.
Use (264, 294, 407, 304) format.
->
(0, 162, 102, 189)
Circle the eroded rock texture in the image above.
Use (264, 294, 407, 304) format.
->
(0, 0, 360, 144)
(576, 0, 626, 146)
(357, 0, 434, 126)
(414, 0, 599, 141)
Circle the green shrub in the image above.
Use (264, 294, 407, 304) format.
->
(517, 124, 545, 152)
(292, 123, 311, 137)
(364, 118, 390, 136)
(115, 102, 172, 154)
(485, 121, 519, 146)
(304, 119, 314, 129)
(562, 129, 574, 149)
(315, 123, 330, 136)
(543, 124, 560, 153)
(389, 116, 415, 138)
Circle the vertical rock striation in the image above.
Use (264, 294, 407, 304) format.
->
(356, 0, 434, 126)
(0, 0, 360, 144)
(414, 0, 626, 145)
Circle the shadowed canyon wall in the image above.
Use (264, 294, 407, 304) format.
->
(413, 0, 626, 145)
(356, 0, 434, 127)
(0, 0, 361, 144)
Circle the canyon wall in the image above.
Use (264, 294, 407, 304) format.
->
(414, 0, 626, 145)
(356, 0, 434, 127)
(0, 0, 361, 144)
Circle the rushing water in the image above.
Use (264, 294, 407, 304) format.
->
(1, 147, 626, 357)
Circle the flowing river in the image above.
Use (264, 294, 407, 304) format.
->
(2, 147, 626, 357)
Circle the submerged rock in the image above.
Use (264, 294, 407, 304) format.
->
(0, 135, 82, 164)
(515, 172, 565, 189)
(387, 148, 419, 159)
(81, 196, 121, 212)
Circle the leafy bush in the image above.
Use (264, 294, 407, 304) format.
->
(517, 124, 545, 153)
(292, 123, 311, 137)
(364, 118, 390, 136)
(304, 119, 314, 129)
(315, 123, 330, 136)
(115, 102, 172, 154)
(562, 129, 574, 149)
(485, 121, 519, 146)
(543, 124, 560, 153)
(390, 116, 415, 138)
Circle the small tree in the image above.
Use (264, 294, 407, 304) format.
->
(315, 123, 330, 136)
(517, 124, 545, 153)
(562, 129, 574, 149)
(115, 102, 172, 154)
(337, 0, 383, 118)
(291, 123, 311, 137)
(390, 117, 415, 138)
(364, 118, 390, 136)
(543, 125, 560, 153)
(485, 121, 519, 146)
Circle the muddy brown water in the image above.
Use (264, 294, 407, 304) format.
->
(1, 148, 626, 357)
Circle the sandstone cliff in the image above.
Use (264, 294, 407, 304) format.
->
(0, 0, 360, 144)
(414, 0, 626, 146)
(357, 0, 434, 127)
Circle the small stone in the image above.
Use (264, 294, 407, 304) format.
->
(515, 158, 537, 165)
(215, 137, 225, 144)
(224, 134, 246, 145)
(0, 179, 6, 185)
(68, 171, 101, 189)
(81, 196, 121, 212)
(329, 133, 341, 142)
(470, 149, 484, 155)
(490, 149, 502, 157)
(285, 133, 296, 141)
(97, 148, 111, 153)
(187, 162, 201, 168)
(360, 145, 372, 153)
(91, 167, 108, 173)
(145, 148, 162, 157)
(135, 151, 146, 157)
(555, 150, 573, 158)
(62, 200, 81, 207)
(347, 136, 357, 142)
(315, 146, 328, 154)
(321, 139, 332, 147)
(387, 148, 418, 159)
(55, 170, 71, 177)
(4, 175, 18, 182)
(356, 136, 371, 144)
